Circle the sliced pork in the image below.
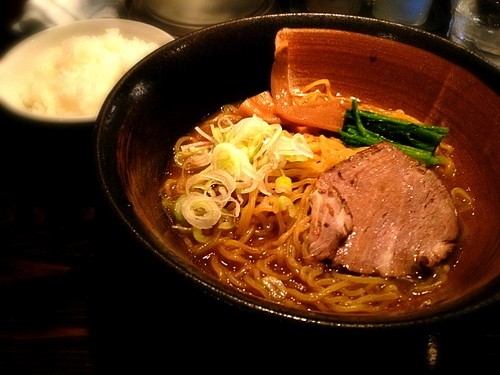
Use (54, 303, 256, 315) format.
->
(307, 142, 460, 278)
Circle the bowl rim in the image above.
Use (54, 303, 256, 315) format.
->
(0, 18, 174, 125)
(96, 12, 500, 329)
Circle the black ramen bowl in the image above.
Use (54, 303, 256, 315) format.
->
(95, 13, 500, 329)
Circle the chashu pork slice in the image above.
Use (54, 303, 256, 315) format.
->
(307, 142, 460, 278)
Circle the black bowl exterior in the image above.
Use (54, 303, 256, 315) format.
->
(95, 13, 500, 328)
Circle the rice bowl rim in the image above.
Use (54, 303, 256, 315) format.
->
(0, 18, 174, 125)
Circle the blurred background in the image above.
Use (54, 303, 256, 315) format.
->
(1, 1, 499, 374)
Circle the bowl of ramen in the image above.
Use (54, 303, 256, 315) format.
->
(0, 18, 173, 125)
(95, 13, 500, 328)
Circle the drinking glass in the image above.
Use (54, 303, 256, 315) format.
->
(448, 0, 500, 68)
(372, 0, 434, 26)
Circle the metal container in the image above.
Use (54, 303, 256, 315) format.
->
(129, 0, 278, 36)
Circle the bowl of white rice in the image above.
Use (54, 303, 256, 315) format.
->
(0, 18, 174, 125)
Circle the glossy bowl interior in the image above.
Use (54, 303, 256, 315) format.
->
(95, 13, 500, 328)
(0, 18, 173, 125)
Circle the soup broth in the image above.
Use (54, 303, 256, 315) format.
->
(160, 97, 472, 314)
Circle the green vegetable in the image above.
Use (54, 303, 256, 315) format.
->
(339, 99, 449, 166)
(179, 192, 222, 229)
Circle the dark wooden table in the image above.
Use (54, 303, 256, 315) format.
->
(1, 1, 499, 373)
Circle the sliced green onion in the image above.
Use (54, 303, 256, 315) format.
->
(180, 192, 221, 229)
(277, 195, 298, 217)
(173, 195, 188, 224)
(192, 227, 211, 243)
(211, 142, 251, 180)
(185, 168, 236, 204)
(275, 175, 292, 194)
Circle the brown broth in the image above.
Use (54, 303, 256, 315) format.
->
(160, 103, 472, 315)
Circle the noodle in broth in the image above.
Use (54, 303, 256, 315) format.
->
(160, 86, 469, 314)
(162, 119, 468, 313)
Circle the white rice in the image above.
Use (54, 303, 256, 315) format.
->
(21, 28, 159, 117)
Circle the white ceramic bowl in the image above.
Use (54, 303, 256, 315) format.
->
(0, 18, 174, 125)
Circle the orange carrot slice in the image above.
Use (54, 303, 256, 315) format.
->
(270, 28, 352, 132)
(238, 90, 282, 124)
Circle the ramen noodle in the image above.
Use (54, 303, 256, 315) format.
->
(160, 79, 471, 314)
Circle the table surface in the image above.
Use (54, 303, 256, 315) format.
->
(1, 1, 499, 373)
